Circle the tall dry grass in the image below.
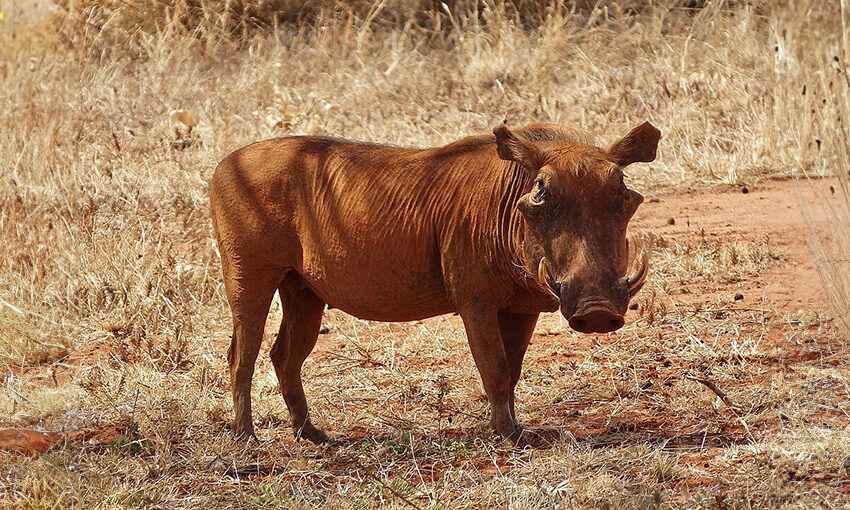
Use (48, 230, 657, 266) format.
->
(785, 1, 850, 341)
(0, 0, 825, 361)
(1, 0, 849, 507)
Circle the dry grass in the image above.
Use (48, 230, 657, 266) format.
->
(792, 0, 850, 344)
(1, 0, 849, 507)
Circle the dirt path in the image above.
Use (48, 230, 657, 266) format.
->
(631, 178, 830, 312)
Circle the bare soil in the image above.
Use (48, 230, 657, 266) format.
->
(630, 178, 829, 312)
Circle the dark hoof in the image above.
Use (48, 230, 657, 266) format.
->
(232, 424, 257, 443)
(500, 426, 548, 448)
(294, 423, 330, 444)
(513, 429, 549, 448)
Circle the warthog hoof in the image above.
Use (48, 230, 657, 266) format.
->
(231, 420, 257, 442)
(501, 425, 548, 448)
(232, 431, 261, 446)
(295, 423, 330, 444)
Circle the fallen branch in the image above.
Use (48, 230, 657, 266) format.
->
(685, 374, 756, 443)
(363, 470, 423, 510)
(685, 374, 740, 411)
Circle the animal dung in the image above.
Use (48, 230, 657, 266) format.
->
(666, 217, 676, 225)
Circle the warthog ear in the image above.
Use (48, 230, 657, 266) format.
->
(608, 122, 661, 167)
(493, 121, 545, 169)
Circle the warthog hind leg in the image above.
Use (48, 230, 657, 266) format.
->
(225, 270, 279, 440)
(270, 272, 329, 444)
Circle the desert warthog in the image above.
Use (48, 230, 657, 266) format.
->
(210, 120, 659, 444)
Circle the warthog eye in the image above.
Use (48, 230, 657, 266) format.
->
(532, 177, 547, 203)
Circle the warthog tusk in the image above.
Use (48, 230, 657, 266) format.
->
(626, 251, 650, 297)
(537, 257, 561, 298)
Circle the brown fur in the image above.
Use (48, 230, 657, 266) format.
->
(210, 121, 660, 443)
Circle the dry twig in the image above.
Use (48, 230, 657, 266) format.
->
(685, 374, 740, 411)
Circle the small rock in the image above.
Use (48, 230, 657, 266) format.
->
(629, 302, 639, 310)
(734, 293, 744, 301)
(830, 185, 835, 195)
(666, 217, 676, 225)
(648, 197, 661, 203)
(741, 186, 749, 194)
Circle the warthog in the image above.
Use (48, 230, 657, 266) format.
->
(210, 120, 659, 444)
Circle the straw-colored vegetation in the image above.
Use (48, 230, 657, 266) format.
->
(795, 0, 850, 344)
(1, 0, 849, 507)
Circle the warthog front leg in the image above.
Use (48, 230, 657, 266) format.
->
(458, 307, 522, 441)
(497, 311, 539, 422)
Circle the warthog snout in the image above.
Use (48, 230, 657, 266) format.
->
(568, 306, 625, 334)
(546, 257, 632, 334)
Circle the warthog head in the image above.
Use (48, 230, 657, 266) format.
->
(495, 121, 660, 334)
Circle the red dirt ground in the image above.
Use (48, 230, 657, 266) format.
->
(632, 178, 829, 310)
